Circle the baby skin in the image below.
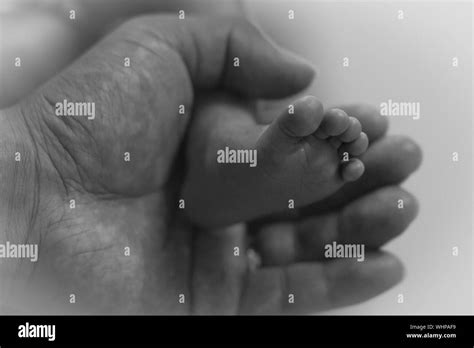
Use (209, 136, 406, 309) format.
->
(182, 94, 369, 228)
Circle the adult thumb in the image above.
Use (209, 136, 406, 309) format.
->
(121, 15, 316, 98)
(13, 15, 316, 195)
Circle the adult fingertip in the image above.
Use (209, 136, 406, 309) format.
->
(392, 135, 423, 174)
(278, 47, 317, 92)
(347, 251, 404, 297)
(399, 188, 420, 225)
(337, 186, 417, 248)
(359, 135, 423, 184)
(325, 251, 404, 310)
(365, 251, 405, 288)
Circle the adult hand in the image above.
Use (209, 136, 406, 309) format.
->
(0, 13, 421, 314)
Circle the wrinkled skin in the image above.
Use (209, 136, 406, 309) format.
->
(0, 15, 421, 314)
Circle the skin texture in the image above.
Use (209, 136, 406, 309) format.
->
(0, 10, 422, 314)
(0, 0, 245, 108)
(182, 94, 369, 228)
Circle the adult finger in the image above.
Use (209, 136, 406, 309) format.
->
(302, 135, 422, 215)
(239, 251, 403, 314)
(252, 186, 418, 266)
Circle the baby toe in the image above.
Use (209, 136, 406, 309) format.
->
(339, 116, 362, 143)
(320, 108, 351, 136)
(340, 158, 365, 182)
(279, 96, 324, 137)
(339, 132, 369, 156)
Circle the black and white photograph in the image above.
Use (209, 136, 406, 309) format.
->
(0, 0, 472, 345)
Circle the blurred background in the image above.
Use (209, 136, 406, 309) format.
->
(245, 0, 472, 314)
(1, 0, 472, 314)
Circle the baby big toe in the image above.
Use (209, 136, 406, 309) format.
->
(258, 95, 325, 158)
(278, 96, 324, 138)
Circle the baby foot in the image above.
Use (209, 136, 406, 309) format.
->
(257, 96, 368, 189)
(182, 94, 368, 228)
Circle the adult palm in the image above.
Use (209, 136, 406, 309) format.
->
(0, 15, 421, 314)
